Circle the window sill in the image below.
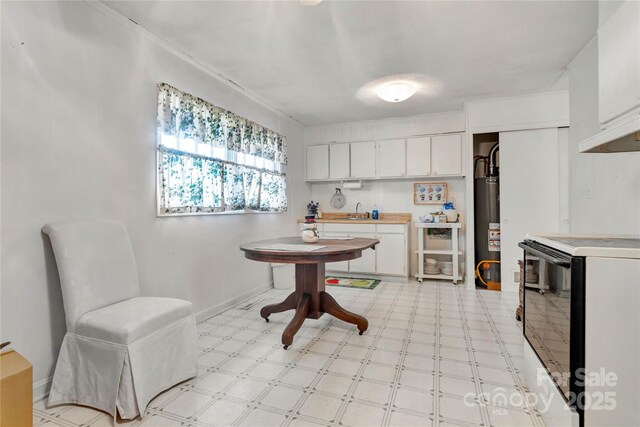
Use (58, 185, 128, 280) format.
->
(156, 209, 286, 218)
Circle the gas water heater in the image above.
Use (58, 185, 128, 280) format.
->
(474, 143, 501, 288)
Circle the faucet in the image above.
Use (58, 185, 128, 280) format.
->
(355, 202, 362, 219)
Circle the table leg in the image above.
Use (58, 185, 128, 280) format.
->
(282, 294, 310, 349)
(260, 291, 296, 322)
(260, 262, 369, 349)
(296, 263, 325, 319)
(320, 291, 368, 335)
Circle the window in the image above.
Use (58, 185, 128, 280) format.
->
(156, 83, 287, 215)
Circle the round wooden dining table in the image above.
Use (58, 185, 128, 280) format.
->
(240, 236, 379, 349)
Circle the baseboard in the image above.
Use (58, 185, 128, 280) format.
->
(33, 376, 53, 402)
(195, 281, 273, 322)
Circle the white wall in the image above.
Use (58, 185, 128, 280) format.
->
(466, 91, 570, 134)
(0, 1, 308, 396)
(305, 111, 465, 144)
(567, 38, 640, 234)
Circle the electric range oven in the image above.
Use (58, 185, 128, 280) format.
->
(519, 234, 640, 427)
(519, 239, 585, 423)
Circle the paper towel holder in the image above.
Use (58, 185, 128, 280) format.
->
(342, 180, 363, 190)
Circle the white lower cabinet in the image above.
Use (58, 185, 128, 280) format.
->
(375, 233, 406, 276)
(322, 232, 350, 272)
(348, 232, 377, 273)
(318, 222, 408, 278)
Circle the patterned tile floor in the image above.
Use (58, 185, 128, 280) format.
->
(33, 281, 545, 427)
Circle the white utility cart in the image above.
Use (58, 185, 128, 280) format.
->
(415, 222, 462, 284)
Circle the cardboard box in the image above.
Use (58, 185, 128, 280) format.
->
(1, 350, 33, 427)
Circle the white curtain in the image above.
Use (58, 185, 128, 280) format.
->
(157, 83, 288, 214)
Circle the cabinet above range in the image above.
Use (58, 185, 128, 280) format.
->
(305, 133, 464, 182)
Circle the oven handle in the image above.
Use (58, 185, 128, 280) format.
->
(518, 242, 571, 268)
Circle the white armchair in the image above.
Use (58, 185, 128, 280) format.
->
(43, 219, 197, 419)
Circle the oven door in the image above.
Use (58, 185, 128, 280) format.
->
(518, 240, 585, 412)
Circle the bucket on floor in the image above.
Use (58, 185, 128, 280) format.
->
(272, 263, 295, 290)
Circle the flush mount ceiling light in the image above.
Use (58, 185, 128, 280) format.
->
(299, 0, 322, 5)
(356, 74, 443, 106)
(376, 81, 418, 103)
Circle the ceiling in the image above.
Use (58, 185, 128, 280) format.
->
(103, 1, 598, 126)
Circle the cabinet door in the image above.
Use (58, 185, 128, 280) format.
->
(323, 233, 349, 272)
(598, 1, 640, 125)
(350, 141, 376, 178)
(306, 145, 329, 180)
(431, 134, 462, 176)
(377, 139, 406, 177)
(376, 233, 406, 276)
(329, 143, 350, 179)
(348, 233, 377, 273)
(406, 137, 431, 176)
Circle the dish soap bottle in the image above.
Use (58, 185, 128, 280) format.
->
(372, 205, 379, 220)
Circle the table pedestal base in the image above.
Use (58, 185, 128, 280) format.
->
(260, 263, 368, 349)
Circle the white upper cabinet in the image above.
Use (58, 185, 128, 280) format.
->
(377, 139, 406, 177)
(306, 144, 329, 180)
(406, 137, 431, 176)
(305, 133, 463, 181)
(598, 1, 640, 126)
(329, 143, 350, 179)
(431, 134, 463, 176)
(350, 141, 377, 178)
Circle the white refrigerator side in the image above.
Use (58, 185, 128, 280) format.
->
(584, 256, 640, 426)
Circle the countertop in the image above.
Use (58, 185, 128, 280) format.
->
(298, 212, 411, 225)
(526, 233, 640, 259)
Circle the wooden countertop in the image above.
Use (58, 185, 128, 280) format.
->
(298, 212, 411, 225)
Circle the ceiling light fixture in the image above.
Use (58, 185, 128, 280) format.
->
(376, 81, 417, 103)
(299, 0, 322, 6)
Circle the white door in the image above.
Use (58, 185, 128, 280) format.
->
(306, 145, 329, 180)
(350, 141, 376, 178)
(348, 233, 377, 273)
(406, 137, 431, 176)
(323, 233, 349, 272)
(329, 143, 350, 179)
(376, 233, 406, 276)
(431, 134, 462, 176)
(499, 128, 560, 292)
(378, 139, 406, 177)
